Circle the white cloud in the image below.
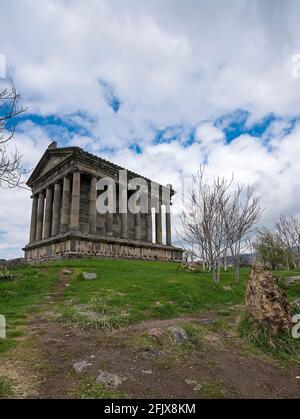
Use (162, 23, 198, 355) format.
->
(1, 0, 300, 257)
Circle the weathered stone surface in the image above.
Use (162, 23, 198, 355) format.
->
(148, 327, 164, 339)
(181, 262, 200, 273)
(82, 272, 97, 280)
(62, 269, 73, 275)
(73, 360, 92, 373)
(96, 371, 123, 389)
(291, 299, 300, 308)
(245, 266, 292, 335)
(2, 258, 27, 269)
(168, 326, 189, 343)
(285, 276, 300, 286)
(0, 275, 18, 282)
(24, 144, 184, 263)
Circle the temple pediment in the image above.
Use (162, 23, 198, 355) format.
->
(27, 147, 74, 187)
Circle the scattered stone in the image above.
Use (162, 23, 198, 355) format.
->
(200, 318, 217, 326)
(142, 349, 161, 359)
(73, 360, 92, 373)
(0, 275, 18, 282)
(62, 269, 73, 275)
(222, 285, 233, 292)
(4, 258, 27, 269)
(285, 276, 300, 286)
(181, 262, 200, 273)
(82, 272, 97, 280)
(245, 266, 292, 335)
(291, 299, 300, 308)
(148, 327, 164, 339)
(77, 310, 104, 321)
(142, 369, 153, 375)
(168, 326, 189, 343)
(96, 371, 123, 389)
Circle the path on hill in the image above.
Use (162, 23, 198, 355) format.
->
(25, 269, 300, 399)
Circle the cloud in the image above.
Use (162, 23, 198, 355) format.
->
(0, 0, 300, 257)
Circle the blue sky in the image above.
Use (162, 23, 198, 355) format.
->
(1, 0, 300, 258)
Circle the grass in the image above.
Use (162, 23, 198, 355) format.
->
(71, 377, 129, 399)
(238, 312, 300, 361)
(185, 378, 226, 399)
(0, 259, 299, 357)
(0, 265, 60, 355)
(49, 259, 250, 330)
(132, 322, 204, 360)
(0, 376, 13, 399)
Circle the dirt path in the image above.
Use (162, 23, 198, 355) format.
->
(27, 270, 300, 399)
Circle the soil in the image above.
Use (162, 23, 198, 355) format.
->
(23, 270, 300, 399)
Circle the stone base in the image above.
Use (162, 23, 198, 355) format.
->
(23, 232, 183, 263)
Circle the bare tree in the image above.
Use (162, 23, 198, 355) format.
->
(178, 167, 262, 284)
(0, 83, 27, 188)
(224, 186, 263, 282)
(275, 215, 297, 270)
(178, 167, 232, 283)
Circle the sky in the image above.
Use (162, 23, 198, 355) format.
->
(1, 0, 300, 258)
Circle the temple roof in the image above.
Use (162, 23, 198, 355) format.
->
(27, 144, 175, 195)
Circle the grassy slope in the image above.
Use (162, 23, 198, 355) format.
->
(52, 260, 249, 326)
(0, 259, 299, 398)
(0, 266, 60, 355)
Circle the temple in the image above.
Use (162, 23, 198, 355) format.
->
(23, 143, 183, 262)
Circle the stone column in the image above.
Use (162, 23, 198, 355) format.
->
(166, 202, 172, 246)
(29, 195, 38, 243)
(155, 202, 162, 245)
(146, 195, 152, 243)
(89, 176, 97, 235)
(105, 213, 113, 236)
(70, 171, 81, 231)
(134, 198, 141, 241)
(43, 187, 53, 239)
(61, 176, 71, 233)
(51, 182, 62, 237)
(120, 184, 128, 239)
(36, 191, 45, 241)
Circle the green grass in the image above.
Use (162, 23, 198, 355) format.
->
(0, 259, 299, 354)
(185, 378, 226, 399)
(0, 376, 13, 399)
(238, 312, 300, 361)
(49, 259, 250, 329)
(71, 377, 129, 399)
(0, 266, 60, 355)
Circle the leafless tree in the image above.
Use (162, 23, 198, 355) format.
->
(224, 186, 263, 282)
(177, 167, 262, 284)
(275, 215, 300, 269)
(0, 83, 27, 188)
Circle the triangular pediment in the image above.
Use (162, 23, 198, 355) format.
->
(40, 155, 69, 177)
(27, 147, 75, 187)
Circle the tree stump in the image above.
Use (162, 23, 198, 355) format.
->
(245, 266, 292, 335)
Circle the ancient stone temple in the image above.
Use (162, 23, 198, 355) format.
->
(23, 143, 183, 262)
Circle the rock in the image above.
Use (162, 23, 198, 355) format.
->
(96, 371, 123, 389)
(73, 360, 92, 373)
(5, 258, 27, 269)
(141, 369, 153, 375)
(148, 327, 164, 339)
(62, 269, 73, 275)
(245, 266, 292, 335)
(168, 326, 189, 343)
(200, 318, 218, 326)
(181, 262, 200, 273)
(291, 299, 300, 308)
(285, 276, 300, 286)
(82, 272, 97, 280)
